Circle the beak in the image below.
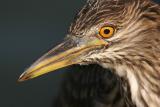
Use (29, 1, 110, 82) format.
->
(18, 38, 108, 82)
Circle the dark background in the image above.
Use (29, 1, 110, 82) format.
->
(0, 0, 85, 107)
(0, 0, 159, 107)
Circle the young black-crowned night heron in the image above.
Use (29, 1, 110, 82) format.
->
(19, 0, 160, 107)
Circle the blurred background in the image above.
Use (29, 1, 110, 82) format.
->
(0, 0, 85, 107)
(0, 0, 159, 107)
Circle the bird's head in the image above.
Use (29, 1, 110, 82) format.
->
(19, 0, 160, 81)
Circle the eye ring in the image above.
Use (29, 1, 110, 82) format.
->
(99, 26, 115, 39)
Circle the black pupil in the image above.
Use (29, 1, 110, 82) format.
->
(104, 29, 110, 34)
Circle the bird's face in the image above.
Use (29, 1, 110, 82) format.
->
(19, 0, 158, 81)
(67, 20, 122, 64)
(18, 22, 115, 81)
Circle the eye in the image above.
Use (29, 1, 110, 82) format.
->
(99, 26, 115, 38)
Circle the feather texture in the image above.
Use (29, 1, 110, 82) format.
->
(68, 0, 160, 107)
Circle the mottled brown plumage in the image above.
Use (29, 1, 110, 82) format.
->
(68, 0, 160, 107)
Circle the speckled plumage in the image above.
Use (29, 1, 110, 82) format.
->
(67, 0, 160, 107)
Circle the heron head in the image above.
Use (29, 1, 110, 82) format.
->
(19, 0, 160, 81)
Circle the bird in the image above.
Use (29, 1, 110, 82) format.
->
(53, 64, 135, 107)
(18, 0, 160, 107)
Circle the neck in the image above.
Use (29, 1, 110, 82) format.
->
(100, 60, 160, 107)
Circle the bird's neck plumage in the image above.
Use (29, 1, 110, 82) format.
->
(82, 49, 160, 107)
(98, 54, 160, 107)
(100, 1, 160, 106)
(79, 0, 160, 107)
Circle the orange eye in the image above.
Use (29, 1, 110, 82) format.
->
(99, 26, 115, 38)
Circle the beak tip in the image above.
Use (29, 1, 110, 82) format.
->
(17, 76, 25, 82)
(18, 72, 31, 82)
(17, 78, 23, 82)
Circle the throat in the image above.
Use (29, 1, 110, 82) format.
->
(115, 67, 142, 107)
(124, 69, 160, 107)
(126, 70, 144, 107)
(101, 63, 160, 107)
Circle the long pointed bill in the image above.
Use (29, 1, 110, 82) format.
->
(18, 38, 107, 82)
